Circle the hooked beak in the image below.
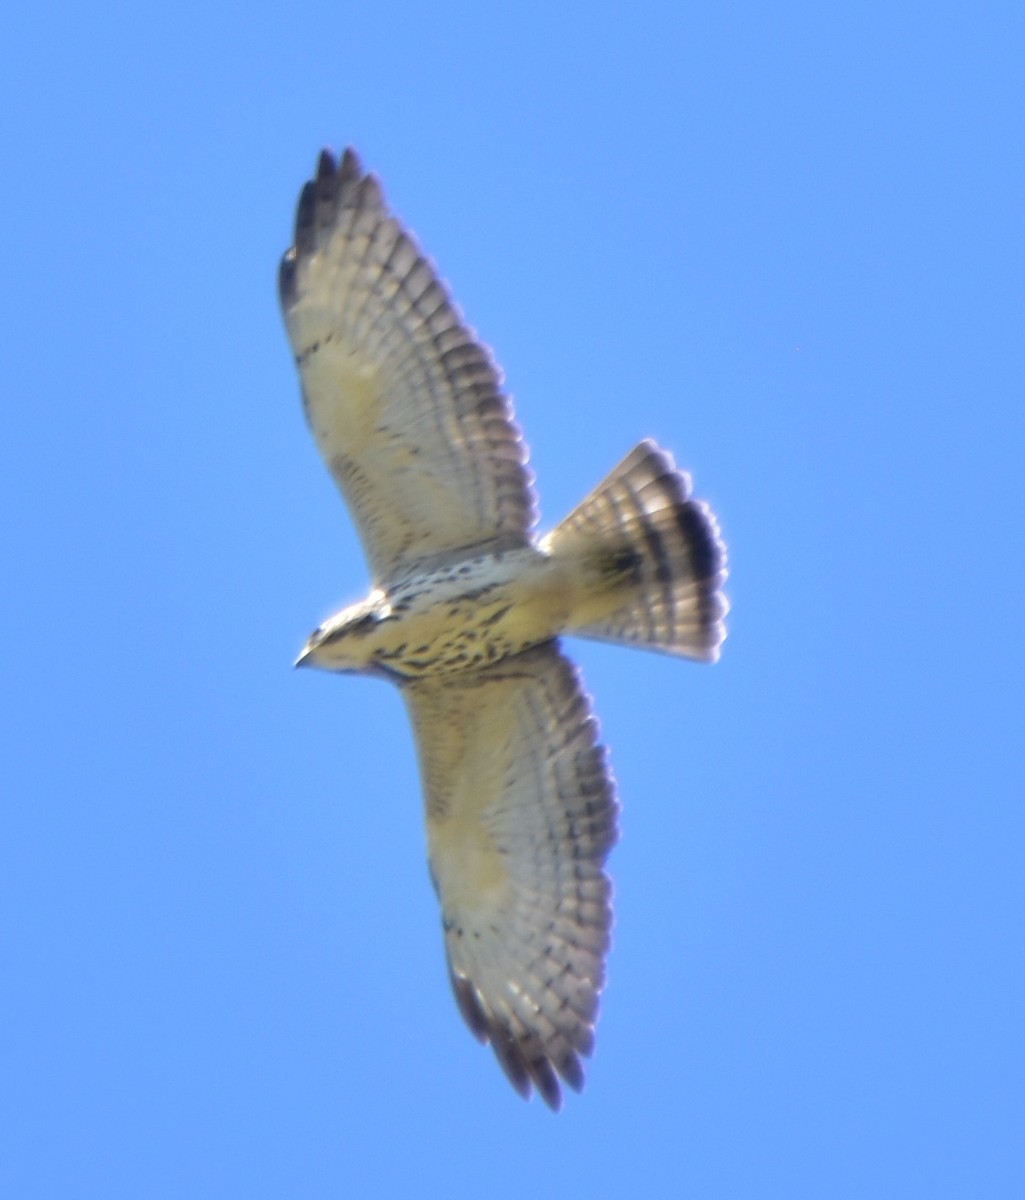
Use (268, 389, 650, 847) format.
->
(293, 643, 315, 669)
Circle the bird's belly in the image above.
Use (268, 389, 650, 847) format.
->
(374, 553, 572, 677)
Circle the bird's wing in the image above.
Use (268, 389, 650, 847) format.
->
(279, 148, 538, 585)
(402, 643, 618, 1110)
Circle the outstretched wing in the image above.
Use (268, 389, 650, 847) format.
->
(402, 643, 618, 1109)
(279, 148, 538, 584)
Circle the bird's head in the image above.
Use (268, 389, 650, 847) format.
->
(294, 593, 391, 674)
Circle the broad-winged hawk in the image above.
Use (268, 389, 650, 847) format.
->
(280, 148, 728, 1109)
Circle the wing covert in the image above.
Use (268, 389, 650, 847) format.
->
(402, 643, 618, 1109)
(280, 148, 538, 584)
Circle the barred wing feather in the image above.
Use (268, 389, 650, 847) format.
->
(403, 643, 618, 1110)
(280, 148, 538, 584)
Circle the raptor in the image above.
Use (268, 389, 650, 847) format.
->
(280, 148, 728, 1109)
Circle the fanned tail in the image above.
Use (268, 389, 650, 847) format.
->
(543, 440, 728, 662)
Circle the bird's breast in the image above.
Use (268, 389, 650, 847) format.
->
(373, 550, 574, 678)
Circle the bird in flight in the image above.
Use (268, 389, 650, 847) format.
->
(280, 148, 728, 1109)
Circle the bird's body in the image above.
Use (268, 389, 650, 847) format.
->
(300, 544, 569, 677)
(280, 148, 728, 1109)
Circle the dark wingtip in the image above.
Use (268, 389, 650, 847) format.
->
(282, 146, 372, 311)
(278, 247, 297, 308)
(557, 1051, 586, 1094)
(293, 179, 319, 257)
(338, 146, 362, 182)
(489, 1023, 533, 1101)
(450, 966, 585, 1111)
(292, 147, 367, 254)
(316, 147, 337, 182)
(531, 1057, 564, 1112)
(450, 971, 490, 1043)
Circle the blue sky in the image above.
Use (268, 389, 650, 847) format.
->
(3, 2, 1022, 1196)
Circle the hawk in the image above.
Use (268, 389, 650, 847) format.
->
(280, 148, 728, 1109)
